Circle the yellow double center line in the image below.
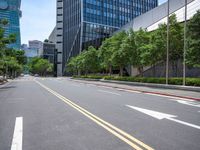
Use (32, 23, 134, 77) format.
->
(35, 80, 154, 150)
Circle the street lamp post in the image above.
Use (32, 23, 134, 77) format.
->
(183, 0, 187, 86)
(54, 49, 58, 77)
(166, 0, 170, 85)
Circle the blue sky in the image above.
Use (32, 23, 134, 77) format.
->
(20, 0, 56, 44)
(20, 0, 167, 45)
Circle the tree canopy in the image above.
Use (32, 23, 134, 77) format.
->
(66, 12, 200, 77)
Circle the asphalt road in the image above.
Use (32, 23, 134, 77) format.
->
(0, 76, 200, 150)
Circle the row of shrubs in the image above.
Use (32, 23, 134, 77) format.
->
(73, 75, 200, 86)
(73, 75, 104, 80)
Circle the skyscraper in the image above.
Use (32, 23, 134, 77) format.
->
(0, 0, 21, 49)
(56, 0, 158, 75)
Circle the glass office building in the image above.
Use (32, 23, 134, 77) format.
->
(62, 0, 158, 71)
(0, 0, 21, 49)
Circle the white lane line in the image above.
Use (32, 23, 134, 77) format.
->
(118, 89, 142, 94)
(176, 100, 200, 108)
(11, 117, 23, 150)
(71, 84, 81, 87)
(127, 105, 200, 130)
(98, 90, 121, 96)
(167, 117, 200, 130)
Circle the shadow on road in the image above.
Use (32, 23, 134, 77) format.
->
(0, 86, 16, 90)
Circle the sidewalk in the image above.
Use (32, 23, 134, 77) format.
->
(70, 78, 200, 101)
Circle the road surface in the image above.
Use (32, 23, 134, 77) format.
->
(0, 77, 199, 150)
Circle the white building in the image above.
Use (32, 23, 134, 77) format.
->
(29, 40, 43, 56)
(119, 0, 200, 32)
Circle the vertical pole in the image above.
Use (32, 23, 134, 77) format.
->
(183, 0, 187, 86)
(54, 49, 58, 77)
(166, 0, 170, 85)
(79, 0, 84, 54)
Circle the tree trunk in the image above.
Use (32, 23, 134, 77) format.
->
(153, 64, 156, 77)
(119, 66, 123, 76)
(137, 66, 143, 77)
(109, 65, 112, 76)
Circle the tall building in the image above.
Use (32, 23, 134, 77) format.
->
(56, 0, 158, 75)
(117, 0, 200, 77)
(119, 0, 199, 32)
(48, 27, 56, 44)
(21, 44, 38, 59)
(0, 0, 22, 49)
(42, 42, 56, 64)
(29, 40, 43, 56)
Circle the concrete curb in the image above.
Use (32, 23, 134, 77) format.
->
(100, 79, 200, 92)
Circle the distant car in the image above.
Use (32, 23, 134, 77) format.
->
(34, 74, 39, 77)
(24, 74, 30, 77)
(20, 73, 24, 77)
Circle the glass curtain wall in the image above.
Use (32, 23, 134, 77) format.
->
(63, 0, 158, 66)
(0, 0, 21, 49)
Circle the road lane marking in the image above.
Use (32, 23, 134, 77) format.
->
(119, 89, 142, 94)
(98, 90, 121, 96)
(127, 105, 200, 130)
(35, 80, 154, 150)
(167, 117, 200, 129)
(71, 84, 81, 87)
(176, 100, 200, 108)
(11, 117, 23, 150)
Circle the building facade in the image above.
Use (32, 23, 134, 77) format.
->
(117, 0, 200, 77)
(21, 44, 38, 59)
(119, 0, 199, 32)
(29, 40, 43, 56)
(42, 42, 56, 64)
(56, 0, 158, 75)
(48, 27, 56, 44)
(0, 0, 21, 49)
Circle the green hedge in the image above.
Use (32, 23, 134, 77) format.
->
(104, 76, 200, 86)
(73, 75, 104, 80)
(73, 75, 200, 86)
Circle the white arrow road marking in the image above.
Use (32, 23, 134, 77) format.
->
(126, 105, 200, 130)
(11, 117, 23, 150)
(98, 90, 121, 96)
(176, 100, 200, 108)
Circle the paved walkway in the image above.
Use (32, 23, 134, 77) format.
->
(70, 78, 200, 100)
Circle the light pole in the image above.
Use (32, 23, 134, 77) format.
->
(166, 0, 170, 85)
(54, 49, 58, 77)
(183, 0, 187, 86)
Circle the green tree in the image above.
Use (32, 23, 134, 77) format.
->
(186, 10, 200, 67)
(169, 15, 183, 76)
(129, 29, 150, 75)
(143, 14, 183, 76)
(110, 31, 128, 76)
(83, 46, 100, 74)
(28, 57, 53, 76)
(98, 38, 114, 75)
(0, 19, 24, 78)
(67, 57, 79, 75)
